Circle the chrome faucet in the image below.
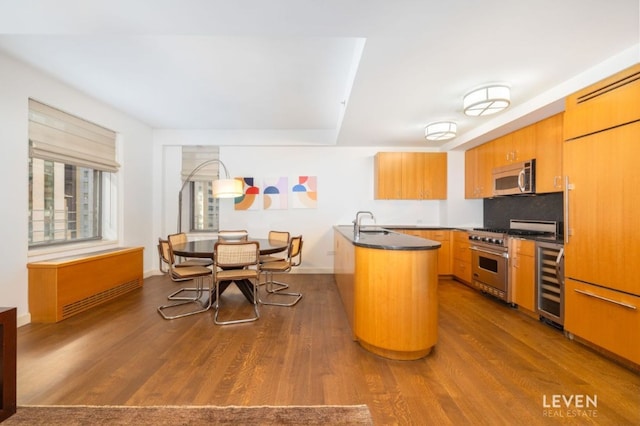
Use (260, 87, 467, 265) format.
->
(353, 211, 375, 239)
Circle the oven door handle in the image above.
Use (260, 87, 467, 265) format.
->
(470, 246, 509, 258)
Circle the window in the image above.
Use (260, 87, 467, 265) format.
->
(182, 146, 221, 232)
(190, 181, 220, 232)
(29, 158, 105, 246)
(28, 99, 118, 248)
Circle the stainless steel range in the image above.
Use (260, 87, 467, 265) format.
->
(469, 220, 559, 303)
(469, 228, 510, 302)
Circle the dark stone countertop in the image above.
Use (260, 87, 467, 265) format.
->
(334, 225, 441, 251)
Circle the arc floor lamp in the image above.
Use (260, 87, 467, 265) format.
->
(177, 158, 243, 233)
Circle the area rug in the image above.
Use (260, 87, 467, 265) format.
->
(3, 404, 374, 425)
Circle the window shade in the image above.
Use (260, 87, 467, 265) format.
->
(181, 146, 220, 182)
(28, 99, 119, 172)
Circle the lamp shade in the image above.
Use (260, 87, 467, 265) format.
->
(425, 121, 457, 141)
(463, 85, 510, 116)
(212, 178, 243, 198)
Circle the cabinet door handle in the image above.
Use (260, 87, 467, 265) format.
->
(564, 176, 574, 243)
(574, 289, 637, 310)
(555, 248, 564, 287)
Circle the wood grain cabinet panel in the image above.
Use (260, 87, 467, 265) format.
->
(465, 143, 493, 199)
(492, 127, 535, 167)
(423, 230, 451, 275)
(565, 279, 640, 365)
(466, 113, 565, 197)
(510, 238, 536, 312)
(452, 230, 471, 284)
(535, 113, 564, 193)
(27, 247, 144, 323)
(333, 229, 439, 360)
(375, 152, 447, 200)
(564, 121, 640, 295)
(374, 152, 403, 199)
(398, 229, 451, 276)
(562, 64, 640, 366)
(564, 63, 640, 140)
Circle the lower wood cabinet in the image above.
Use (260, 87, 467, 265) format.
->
(510, 238, 536, 312)
(452, 230, 471, 284)
(565, 279, 640, 365)
(398, 229, 451, 275)
(333, 228, 439, 360)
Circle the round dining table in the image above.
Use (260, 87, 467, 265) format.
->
(170, 238, 288, 304)
(171, 238, 287, 258)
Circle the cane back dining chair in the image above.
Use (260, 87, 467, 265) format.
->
(157, 241, 213, 319)
(259, 230, 290, 263)
(213, 240, 261, 325)
(157, 238, 210, 301)
(157, 238, 172, 274)
(258, 230, 290, 292)
(167, 233, 214, 268)
(259, 235, 303, 307)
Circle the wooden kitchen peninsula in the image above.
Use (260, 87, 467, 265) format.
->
(334, 226, 440, 360)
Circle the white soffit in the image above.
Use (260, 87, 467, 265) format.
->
(0, 35, 364, 134)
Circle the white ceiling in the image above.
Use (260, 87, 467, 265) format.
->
(0, 0, 638, 149)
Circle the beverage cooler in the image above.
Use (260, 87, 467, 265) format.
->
(536, 241, 564, 327)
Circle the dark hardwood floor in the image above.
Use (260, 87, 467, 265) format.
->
(16, 274, 640, 425)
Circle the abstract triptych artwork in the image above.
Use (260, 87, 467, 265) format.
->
(233, 176, 317, 211)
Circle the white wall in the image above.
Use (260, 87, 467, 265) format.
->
(0, 51, 483, 326)
(153, 137, 483, 273)
(0, 52, 155, 326)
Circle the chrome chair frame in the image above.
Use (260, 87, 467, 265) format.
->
(158, 238, 210, 301)
(157, 250, 213, 320)
(259, 230, 290, 291)
(259, 235, 303, 307)
(213, 240, 261, 325)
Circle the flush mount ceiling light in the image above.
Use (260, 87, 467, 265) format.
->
(463, 85, 511, 116)
(425, 121, 457, 141)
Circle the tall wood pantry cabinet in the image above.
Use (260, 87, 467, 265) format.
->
(563, 63, 640, 366)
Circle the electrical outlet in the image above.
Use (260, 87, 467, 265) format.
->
(327, 250, 336, 255)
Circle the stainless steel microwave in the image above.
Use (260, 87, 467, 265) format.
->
(492, 159, 535, 196)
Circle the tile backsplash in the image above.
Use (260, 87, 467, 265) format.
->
(484, 192, 563, 229)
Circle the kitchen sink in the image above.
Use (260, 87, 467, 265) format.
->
(359, 227, 390, 235)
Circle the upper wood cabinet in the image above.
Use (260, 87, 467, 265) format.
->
(535, 113, 564, 193)
(374, 152, 403, 199)
(564, 63, 640, 140)
(465, 112, 565, 198)
(375, 152, 447, 200)
(465, 143, 493, 199)
(492, 126, 536, 167)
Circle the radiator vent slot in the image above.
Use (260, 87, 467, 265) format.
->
(62, 278, 141, 319)
(577, 71, 640, 104)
